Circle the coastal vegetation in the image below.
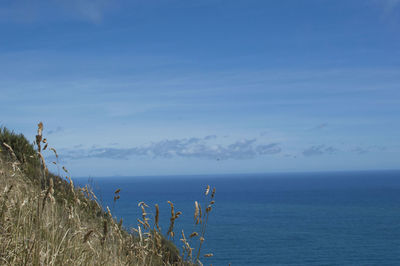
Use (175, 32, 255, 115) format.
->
(0, 123, 215, 265)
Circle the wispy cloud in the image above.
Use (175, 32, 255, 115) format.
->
(371, 0, 400, 18)
(381, 0, 400, 12)
(60, 0, 112, 23)
(351, 146, 369, 154)
(56, 136, 281, 161)
(47, 126, 64, 135)
(311, 123, 328, 130)
(0, 0, 113, 24)
(204, 135, 217, 140)
(350, 145, 387, 154)
(302, 145, 338, 157)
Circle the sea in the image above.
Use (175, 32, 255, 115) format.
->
(74, 170, 400, 266)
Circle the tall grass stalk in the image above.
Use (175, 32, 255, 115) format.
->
(0, 123, 215, 265)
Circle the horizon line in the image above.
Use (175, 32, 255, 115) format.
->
(73, 168, 400, 179)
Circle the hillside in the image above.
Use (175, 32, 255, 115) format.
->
(0, 125, 213, 265)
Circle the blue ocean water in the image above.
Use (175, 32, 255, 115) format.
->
(75, 170, 400, 265)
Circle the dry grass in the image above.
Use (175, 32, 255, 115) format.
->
(0, 123, 215, 265)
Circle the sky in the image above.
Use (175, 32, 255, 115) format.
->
(0, 0, 399, 177)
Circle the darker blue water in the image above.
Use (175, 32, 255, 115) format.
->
(75, 170, 400, 265)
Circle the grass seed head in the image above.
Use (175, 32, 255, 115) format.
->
(205, 185, 210, 196)
(50, 147, 58, 158)
(189, 232, 198, 238)
(155, 204, 160, 231)
(83, 230, 94, 243)
(194, 201, 199, 222)
(167, 201, 174, 217)
(62, 166, 68, 173)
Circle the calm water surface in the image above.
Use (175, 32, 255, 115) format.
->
(75, 170, 400, 265)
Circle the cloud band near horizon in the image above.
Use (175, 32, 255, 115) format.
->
(53, 136, 282, 161)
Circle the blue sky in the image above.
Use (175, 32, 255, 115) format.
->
(1, 0, 399, 177)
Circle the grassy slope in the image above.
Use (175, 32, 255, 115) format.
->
(0, 127, 185, 265)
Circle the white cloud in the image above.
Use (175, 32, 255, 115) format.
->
(53, 136, 282, 161)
